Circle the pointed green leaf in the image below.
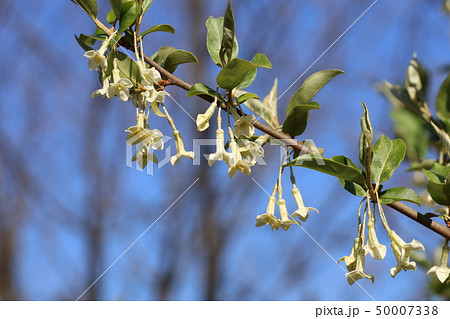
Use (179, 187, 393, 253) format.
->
(262, 78, 278, 127)
(390, 108, 429, 162)
(140, 24, 175, 37)
(282, 102, 320, 137)
(142, 0, 153, 14)
(379, 187, 420, 205)
(71, 0, 98, 18)
(118, 1, 137, 33)
(436, 71, 450, 131)
(235, 68, 257, 90)
(427, 180, 450, 205)
(109, 0, 124, 18)
(286, 69, 343, 115)
(359, 102, 373, 168)
(236, 93, 259, 104)
(219, 0, 235, 66)
(106, 9, 117, 24)
(74, 34, 94, 51)
(285, 154, 367, 188)
(371, 135, 406, 184)
(331, 155, 366, 196)
(239, 91, 274, 127)
(250, 53, 272, 69)
(216, 58, 256, 90)
(186, 83, 217, 98)
(151, 46, 176, 65)
(206, 16, 238, 67)
(162, 49, 198, 74)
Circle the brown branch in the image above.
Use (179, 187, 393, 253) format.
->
(92, 23, 450, 240)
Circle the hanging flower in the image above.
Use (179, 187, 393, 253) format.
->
(426, 242, 450, 284)
(238, 138, 264, 165)
(365, 221, 387, 260)
(278, 198, 293, 231)
(208, 128, 230, 166)
(83, 31, 116, 71)
(255, 195, 280, 230)
(345, 246, 375, 285)
(339, 238, 362, 272)
(170, 130, 195, 165)
(226, 127, 251, 178)
(388, 230, 424, 277)
(290, 184, 319, 222)
(233, 114, 256, 137)
(91, 72, 110, 98)
(196, 99, 217, 131)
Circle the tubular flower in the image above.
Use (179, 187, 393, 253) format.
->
(208, 128, 230, 166)
(255, 195, 280, 230)
(345, 246, 375, 286)
(126, 111, 164, 151)
(226, 127, 251, 178)
(170, 130, 195, 165)
(196, 99, 217, 131)
(233, 114, 256, 137)
(388, 230, 424, 278)
(427, 242, 450, 284)
(238, 138, 264, 165)
(290, 184, 319, 222)
(91, 72, 110, 98)
(278, 198, 293, 231)
(339, 238, 363, 272)
(365, 221, 387, 260)
(83, 31, 116, 70)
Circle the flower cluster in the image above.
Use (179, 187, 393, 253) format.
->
(199, 100, 265, 179)
(255, 167, 319, 231)
(339, 194, 424, 285)
(84, 34, 194, 169)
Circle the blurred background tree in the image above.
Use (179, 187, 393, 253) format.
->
(0, 0, 449, 300)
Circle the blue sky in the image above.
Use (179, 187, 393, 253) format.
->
(1, 0, 449, 300)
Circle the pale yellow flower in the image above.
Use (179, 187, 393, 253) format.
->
(290, 184, 319, 222)
(365, 221, 386, 260)
(225, 127, 251, 178)
(426, 243, 450, 284)
(207, 128, 230, 166)
(233, 114, 255, 137)
(388, 230, 424, 277)
(345, 247, 374, 286)
(196, 99, 217, 131)
(255, 195, 280, 230)
(170, 130, 195, 165)
(278, 198, 293, 231)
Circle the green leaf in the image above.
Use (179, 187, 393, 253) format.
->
(331, 155, 366, 196)
(140, 24, 175, 37)
(206, 16, 238, 67)
(106, 9, 117, 24)
(427, 181, 450, 205)
(239, 91, 275, 127)
(370, 135, 406, 184)
(71, 0, 98, 18)
(162, 49, 198, 74)
(286, 69, 343, 116)
(216, 58, 256, 90)
(390, 108, 429, 162)
(405, 55, 428, 104)
(219, 0, 235, 66)
(186, 83, 217, 98)
(118, 1, 137, 33)
(105, 51, 141, 86)
(359, 102, 373, 168)
(250, 53, 272, 69)
(422, 163, 450, 183)
(151, 46, 176, 65)
(379, 187, 420, 205)
(285, 154, 367, 188)
(141, 0, 153, 14)
(235, 68, 257, 90)
(109, 0, 124, 19)
(282, 102, 320, 137)
(236, 93, 259, 104)
(436, 71, 450, 131)
(234, 53, 272, 90)
(74, 34, 94, 51)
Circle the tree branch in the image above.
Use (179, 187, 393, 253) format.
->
(95, 23, 450, 241)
